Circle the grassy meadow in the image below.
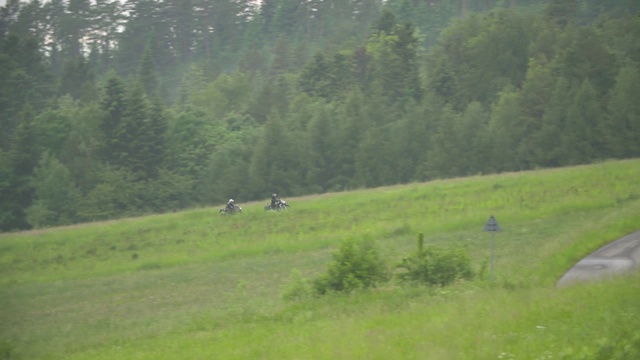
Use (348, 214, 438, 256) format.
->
(1, 159, 640, 359)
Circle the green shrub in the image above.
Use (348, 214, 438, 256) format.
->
(281, 269, 313, 301)
(312, 237, 389, 294)
(396, 233, 473, 286)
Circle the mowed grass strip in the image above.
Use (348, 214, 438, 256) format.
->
(1, 159, 639, 359)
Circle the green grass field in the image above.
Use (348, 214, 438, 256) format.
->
(2, 159, 640, 359)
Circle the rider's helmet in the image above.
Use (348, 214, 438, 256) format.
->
(272, 193, 277, 198)
(229, 199, 234, 203)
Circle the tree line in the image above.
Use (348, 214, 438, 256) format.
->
(1, 0, 639, 231)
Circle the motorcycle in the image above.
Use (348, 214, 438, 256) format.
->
(220, 204, 242, 215)
(264, 199, 290, 211)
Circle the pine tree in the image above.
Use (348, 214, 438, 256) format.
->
(58, 56, 96, 102)
(485, 88, 522, 172)
(6, 105, 40, 229)
(305, 103, 336, 191)
(138, 97, 167, 179)
(99, 74, 127, 165)
(557, 26, 616, 96)
(118, 0, 173, 76)
(354, 127, 387, 187)
(249, 112, 299, 196)
(603, 67, 640, 158)
(530, 78, 571, 167)
(119, 82, 149, 175)
(562, 80, 603, 164)
(164, 105, 220, 187)
(0, 34, 54, 149)
(138, 44, 158, 97)
(425, 106, 463, 178)
(333, 90, 368, 188)
(515, 56, 556, 167)
(26, 152, 80, 228)
(0, 149, 18, 230)
(367, 21, 422, 107)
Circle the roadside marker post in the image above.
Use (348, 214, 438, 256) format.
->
(483, 215, 501, 280)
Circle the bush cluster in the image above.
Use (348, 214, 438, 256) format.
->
(283, 233, 474, 300)
(396, 233, 474, 286)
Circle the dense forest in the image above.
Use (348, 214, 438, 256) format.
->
(1, 0, 639, 231)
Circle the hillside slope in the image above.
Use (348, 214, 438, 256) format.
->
(1, 159, 640, 359)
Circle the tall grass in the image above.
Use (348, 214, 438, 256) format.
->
(1, 159, 639, 359)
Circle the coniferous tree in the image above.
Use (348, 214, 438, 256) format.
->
(8, 0, 44, 40)
(138, 44, 158, 97)
(41, 0, 66, 74)
(58, 101, 102, 191)
(86, 0, 125, 71)
(354, 126, 387, 187)
(63, 0, 91, 58)
(390, 22, 422, 101)
(270, 36, 295, 75)
(411, 92, 444, 181)
(31, 97, 75, 160)
(425, 106, 463, 178)
(0, 0, 21, 40)
(5, 105, 40, 229)
(119, 82, 149, 175)
(99, 74, 127, 165)
(485, 88, 522, 172)
(562, 80, 603, 164)
(298, 52, 332, 99)
(59, 56, 97, 102)
(271, 0, 307, 39)
(0, 149, 17, 230)
(177, 63, 209, 104)
(367, 21, 422, 108)
(332, 89, 368, 188)
(191, 71, 252, 119)
(165, 105, 221, 188)
(515, 56, 556, 167)
(603, 67, 640, 158)
(205, 135, 255, 204)
(598, 14, 640, 67)
(0, 34, 54, 149)
(10, 105, 40, 182)
(386, 114, 419, 184)
(118, 0, 172, 76)
(164, 0, 193, 66)
(298, 51, 356, 102)
(138, 98, 167, 179)
(77, 165, 140, 221)
(458, 101, 489, 176)
(209, 0, 253, 65)
(372, 8, 395, 35)
(260, 0, 278, 39)
(247, 76, 291, 124)
(249, 112, 300, 196)
(530, 78, 571, 168)
(557, 26, 616, 96)
(26, 152, 80, 228)
(305, 103, 336, 192)
(424, 14, 483, 110)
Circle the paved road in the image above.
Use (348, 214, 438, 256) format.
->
(557, 230, 640, 287)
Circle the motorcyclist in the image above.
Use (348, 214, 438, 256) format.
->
(270, 193, 279, 209)
(226, 199, 236, 211)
